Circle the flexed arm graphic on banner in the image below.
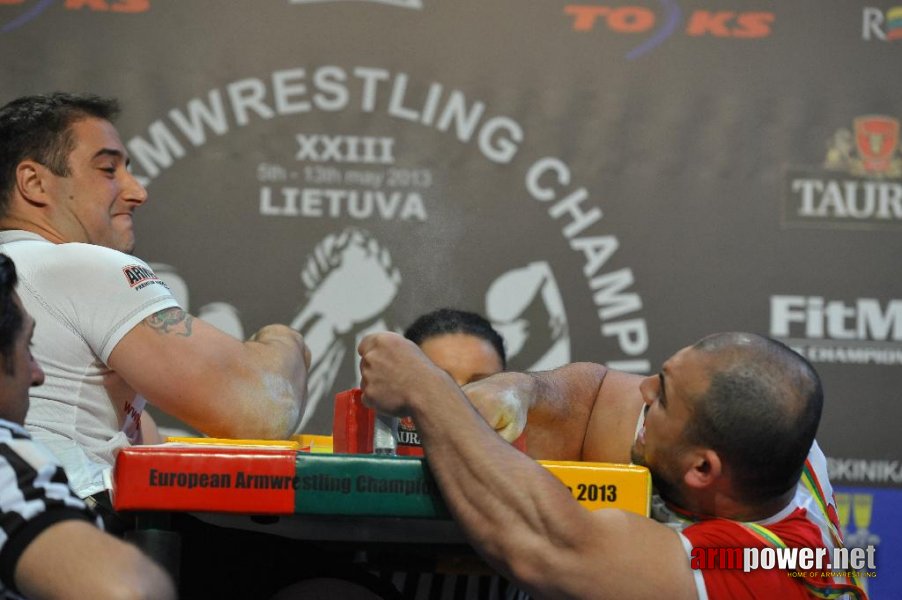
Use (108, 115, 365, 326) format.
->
(290, 228, 402, 433)
(486, 261, 570, 372)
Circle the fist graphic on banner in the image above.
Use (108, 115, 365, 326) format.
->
(291, 228, 402, 432)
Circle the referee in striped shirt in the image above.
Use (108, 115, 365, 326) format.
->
(0, 253, 173, 600)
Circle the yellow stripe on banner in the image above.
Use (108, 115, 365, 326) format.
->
(164, 436, 303, 450)
(292, 434, 334, 453)
(164, 435, 335, 453)
(540, 461, 651, 517)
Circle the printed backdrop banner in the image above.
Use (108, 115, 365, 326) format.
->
(1, 0, 900, 591)
(832, 486, 902, 599)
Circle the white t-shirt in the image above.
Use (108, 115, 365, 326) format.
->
(0, 231, 179, 498)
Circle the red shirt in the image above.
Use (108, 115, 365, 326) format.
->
(683, 507, 834, 599)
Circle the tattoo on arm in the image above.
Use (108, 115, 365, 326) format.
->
(144, 308, 193, 337)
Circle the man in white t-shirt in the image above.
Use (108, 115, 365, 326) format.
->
(0, 93, 311, 500)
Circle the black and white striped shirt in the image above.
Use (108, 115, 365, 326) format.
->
(0, 420, 101, 599)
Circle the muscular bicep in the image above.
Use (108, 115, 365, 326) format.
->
(512, 362, 610, 461)
(107, 307, 256, 436)
(582, 370, 645, 463)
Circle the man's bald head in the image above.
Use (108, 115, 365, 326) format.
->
(683, 332, 822, 503)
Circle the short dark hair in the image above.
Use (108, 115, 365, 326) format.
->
(0, 92, 120, 216)
(683, 332, 823, 504)
(0, 254, 22, 375)
(404, 308, 506, 369)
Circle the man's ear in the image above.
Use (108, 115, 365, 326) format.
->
(15, 161, 52, 207)
(683, 448, 722, 490)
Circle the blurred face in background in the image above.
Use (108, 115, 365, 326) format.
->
(418, 332, 505, 386)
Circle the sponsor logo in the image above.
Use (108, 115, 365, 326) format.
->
(830, 460, 902, 486)
(563, 3, 774, 59)
(770, 295, 902, 365)
(834, 491, 882, 595)
(836, 492, 883, 547)
(827, 116, 901, 178)
(397, 417, 420, 446)
(396, 416, 422, 456)
(122, 264, 164, 290)
(289, 0, 422, 8)
(1, 0, 149, 34)
(689, 545, 876, 576)
(862, 6, 902, 41)
(784, 115, 902, 229)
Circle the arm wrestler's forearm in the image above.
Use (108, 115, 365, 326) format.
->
(409, 379, 593, 597)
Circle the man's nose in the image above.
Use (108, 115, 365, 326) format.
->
(638, 375, 656, 405)
(30, 357, 45, 387)
(123, 171, 149, 205)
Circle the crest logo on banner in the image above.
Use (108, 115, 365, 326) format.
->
(826, 116, 902, 178)
(784, 114, 902, 229)
(862, 6, 902, 41)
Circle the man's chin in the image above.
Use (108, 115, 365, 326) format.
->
(118, 236, 136, 254)
(650, 471, 686, 507)
(629, 444, 645, 466)
(111, 222, 136, 254)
